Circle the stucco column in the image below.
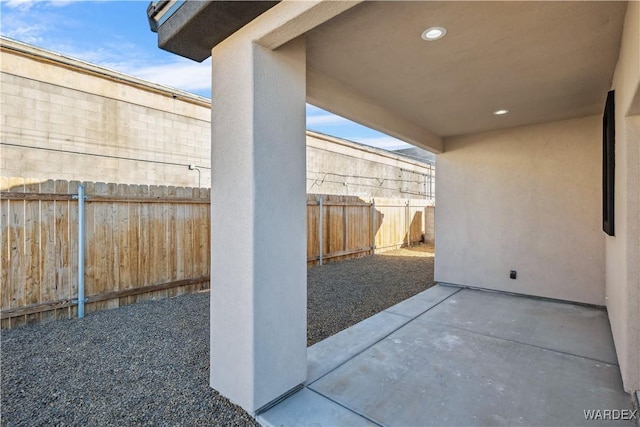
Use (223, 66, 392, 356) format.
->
(209, 36, 307, 414)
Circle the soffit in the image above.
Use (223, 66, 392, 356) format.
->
(157, 1, 280, 62)
(306, 1, 627, 137)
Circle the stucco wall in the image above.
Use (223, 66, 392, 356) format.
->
(606, 0, 640, 394)
(436, 115, 604, 305)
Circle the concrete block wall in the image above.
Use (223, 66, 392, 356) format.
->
(306, 132, 435, 200)
(1, 38, 435, 202)
(1, 38, 211, 188)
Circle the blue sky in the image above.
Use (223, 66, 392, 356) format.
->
(0, 0, 416, 152)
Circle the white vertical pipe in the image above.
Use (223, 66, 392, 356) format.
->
(77, 183, 85, 318)
(318, 195, 323, 266)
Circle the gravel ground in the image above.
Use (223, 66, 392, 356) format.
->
(307, 244, 435, 346)
(1, 245, 434, 426)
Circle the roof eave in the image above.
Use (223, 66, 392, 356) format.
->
(151, 1, 280, 62)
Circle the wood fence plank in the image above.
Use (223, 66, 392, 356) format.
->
(355, 205, 368, 250)
(193, 200, 202, 284)
(123, 184, 140, 306)
(1, 276, 210, 319)
(38, 180, 59, 323)
(182, 188, 196, 293)
(192, 191, 207, 292)
(174, 187, 186, 297)
(328, 205, 343, 255)
(115, 184, 130, 308)
(0, 193, 74, 201)
(83, 181, 96, 314)
(104, 183, 120, 309)
(0, 190, 10, 328)
(23, 180, 42, 325)
(306, 202, 318, 263)
(148, 185, 167, 301)
(159, 186, 171, 284)
(166, 186, 178, 298)
(47, 180, 70, 323)
(91, 182, 109, 313)
(188, 191, 198, 293)
(7, 178, 26, 328)
(202, 200, 211, 290)
(136, 185, 151, 303)
(201, 189, 211, 291)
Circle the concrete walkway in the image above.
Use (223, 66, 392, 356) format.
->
(258, 285, 636, 426)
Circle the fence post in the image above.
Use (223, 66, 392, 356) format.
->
(371, 198, 376, 255)
(318, 195, 323, 266)
(406, 199, 411, 247)
(73, 183, 87, 318)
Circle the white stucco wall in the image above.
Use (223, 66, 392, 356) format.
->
(436, 115, 604, 305)
(606, 0, 640, 394)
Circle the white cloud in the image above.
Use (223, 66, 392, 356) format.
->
(351, 136, 412, 151)
(4, 0, 36, 10)
(25, 40, 213, 95)
(0, 1, 69, 44)
(122, 58, 212, 93)
(3, 0, 73, 11)
(48, 1, 74, 7)
(306, 113, 351, 126)
(1, 22, 45, 44)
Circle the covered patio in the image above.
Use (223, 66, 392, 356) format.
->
(260, 285, 635, 426)
(148, 0, 640, 420)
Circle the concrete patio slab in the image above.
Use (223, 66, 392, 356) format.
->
(309, 321, 632, 426)
(307, 285, 461, 384)
(257, 388, 377, 427)
(417, 288, 618, 364)
(307, 310, 409, 384)
(384, 284, 461, 319)
(260, 286, 634, 426)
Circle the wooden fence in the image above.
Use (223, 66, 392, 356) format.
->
(1, 178, 210, 328)
(306, 194, 433, 265)
(1, 178, 433, 328)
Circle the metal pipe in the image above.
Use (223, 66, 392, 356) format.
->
(406, 199, 411, 247)
(318, 195, 323, 266)
(77, 183, 86, 318)
(371, 199, 376, 255)
(424, 173, 428, 200)
(189, 164, 201, 188)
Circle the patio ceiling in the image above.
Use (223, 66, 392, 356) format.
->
(151, 1, 629, 149)
(305, 1, 628, 138)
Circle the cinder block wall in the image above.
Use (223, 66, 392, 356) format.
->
(1, 38, 435, 202)
(0, 38, 212, 188)
(306, 132, 435, 200)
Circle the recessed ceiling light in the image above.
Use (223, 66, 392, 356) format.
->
(421, 27, 447, 41)
(493, 109, 509, 115)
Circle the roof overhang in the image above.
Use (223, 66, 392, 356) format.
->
(148, 0, 280, 62)
(147, 1, 630, 153)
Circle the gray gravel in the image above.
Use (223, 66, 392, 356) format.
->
(307, 245, 435, 346)
(1, 245, 434, 426)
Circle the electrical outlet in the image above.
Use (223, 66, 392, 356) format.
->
(510, 270, 517, 280)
